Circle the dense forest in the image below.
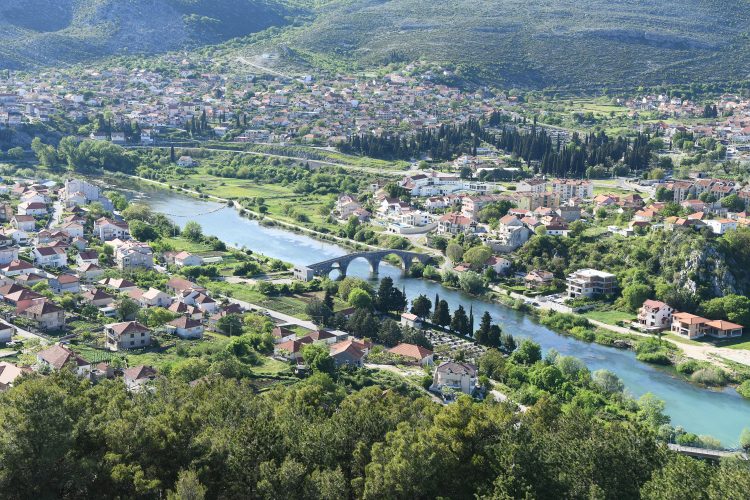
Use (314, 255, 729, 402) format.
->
(2, 351, 749, 499)
(339, 117, 655, 178)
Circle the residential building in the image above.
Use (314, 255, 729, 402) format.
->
(637, 300, 673, 331)
(566, 269, 617, 298)
(671, 313, 710, 340)
(22, 299, 65, 330)
(437, 213, 474, 235)
(552, 179, 593, 200)
(165, 316, 204, 339)
(516, 178, 547, 194)
(115, 241, 154, 270)
(431, 361, 478, 396)
(11, 215, 36, 232)
(139, 288, 172, 308)
(105, 321, 151, 351)
(274, 337, 313, 361)
(33, 246, 67, 268)
(388, 343, 434, 366)
(123, 365, 158, 391)
(0, 362, 30, 391)
(36, 344, 89, 375)
(173, 251, 203, 267)
(94, 218, 130, 241)
(705, 219, 738, 235)
(329, 339, 367, 367)
(49, 274, 80, 294)
(525, 270, 554, 289)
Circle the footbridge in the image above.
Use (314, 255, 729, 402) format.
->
(294, 250, 432, 281)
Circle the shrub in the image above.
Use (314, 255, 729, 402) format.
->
(737, 380, 750, 399)
(636, 351, 671, 365)
(690, 368, 728, 387)
(676, 360, 703, 375)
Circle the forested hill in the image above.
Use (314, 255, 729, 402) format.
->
(0, 0, 304, 69)
(278, 0, 750, 91)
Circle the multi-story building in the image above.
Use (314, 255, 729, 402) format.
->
(94, 218, 130, 241)
(114, 241, 154, 270)
(566, 269, 617, 298)
(105, 321, 151, 351)
(552, 179, 593, 200)
(637, 300, 673, 331)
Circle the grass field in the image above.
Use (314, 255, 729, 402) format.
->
(583, 310, 633, 325)
(161, 236, 214, 253)
(713, 334, 750, 351)
(176, 174, 342, 233)
(207, 281, 313, 319)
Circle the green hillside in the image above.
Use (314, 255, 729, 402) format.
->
(266, 0, 750, 90)
(0, 0, 306, 69)
(1, 0, 749, 90)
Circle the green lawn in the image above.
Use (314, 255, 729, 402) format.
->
(176, 174, 342, 233)
(713, 334, 750, 351)
(583, 310, 634, 325)
(207, 281, 313, 319)
(664, 333, 703, 346)
(252, 356, 292, 376)
(161, 237, 214, 253)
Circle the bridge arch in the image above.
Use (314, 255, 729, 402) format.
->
(301, 250, 432, 281)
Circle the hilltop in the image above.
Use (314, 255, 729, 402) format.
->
(268, 0, 750, 91)
(0, 0, 305, 69)
(1, 0, 750, 91)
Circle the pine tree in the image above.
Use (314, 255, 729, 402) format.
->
(376, 276, 395, 312)
(469, 305, 474, 334)
(476, 311, 492, 345)
(488, 325, 502, 348)
(323, 288, 334, 312)
(432, 300, 451, 328)
(451, 305, 470, 335)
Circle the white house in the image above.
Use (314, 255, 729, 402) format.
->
(705, 219, 737, 235)
(636, 300, 673, 331)
(166, 316, 204, 339)
(173, 251, 203, 267)
(431, 362, 478, 396)
(11, 215, 36, 232)
(94, 218, 130, 241)
(177, 156, 197, 167)
(32, 246, 68, 268)
(36, 344, 89, 376)
(17, 202, 48, 217)
(139, 288, 172, 308)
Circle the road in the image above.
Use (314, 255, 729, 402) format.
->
(499, 288, 750, 369)
(236, 56, 294, 80)
(1, 317, 45, 342)
(225, 297, 319, 331)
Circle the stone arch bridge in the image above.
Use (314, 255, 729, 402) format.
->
(294, 250, 432, 281)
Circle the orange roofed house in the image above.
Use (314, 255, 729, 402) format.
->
(671, 312, 743, 340)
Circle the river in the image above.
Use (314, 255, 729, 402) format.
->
(133, 185, 749, 446)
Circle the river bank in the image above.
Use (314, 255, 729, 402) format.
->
(107, 174, 750, 446)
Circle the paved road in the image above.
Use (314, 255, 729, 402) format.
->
(0, 317, 45, 342)
(225, 297, 319, 331)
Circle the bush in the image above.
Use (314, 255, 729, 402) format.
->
(737, 380, 750, 399)
(636, 351, 671, 365)
(675, 360, 703, 375)
(690, 368, 728, 387)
